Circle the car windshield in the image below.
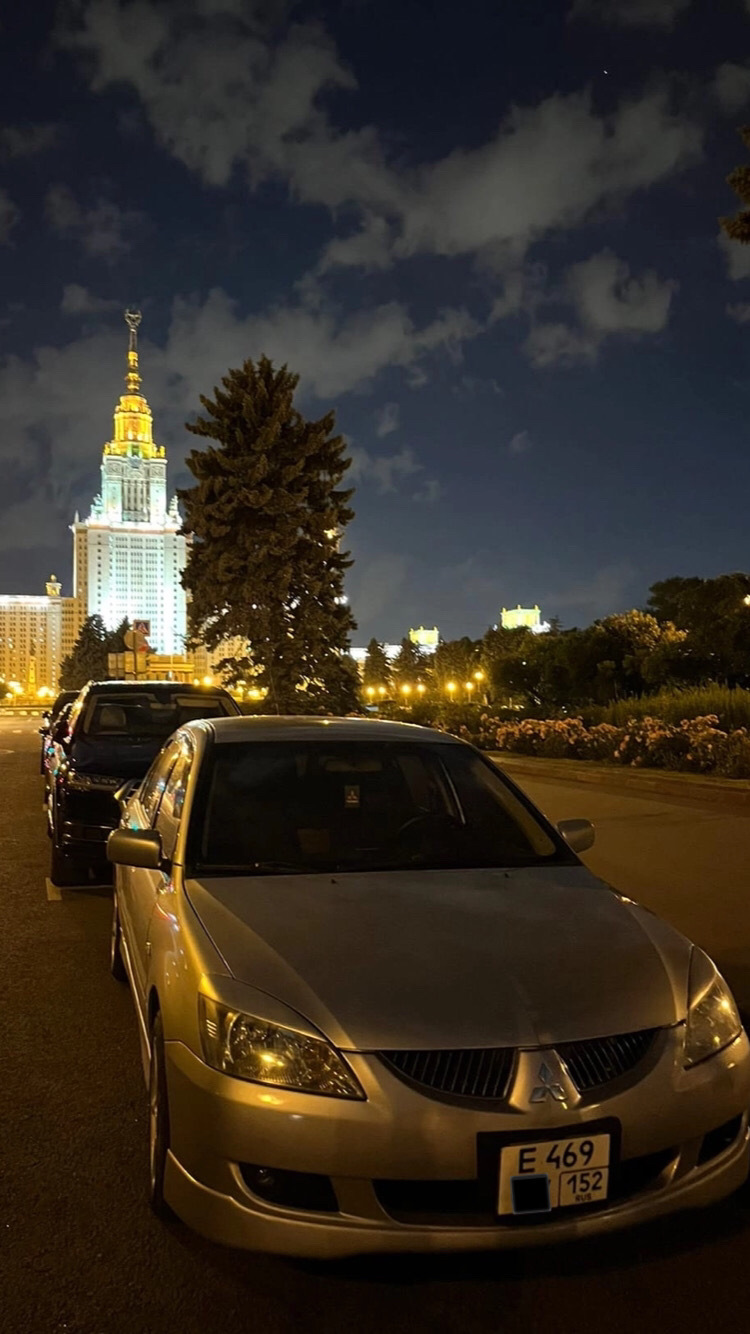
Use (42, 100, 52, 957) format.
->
(80, 692, 235, 741)
(188, 740, 570, 875)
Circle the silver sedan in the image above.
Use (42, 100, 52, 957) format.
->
(107, 716, 750, 1258)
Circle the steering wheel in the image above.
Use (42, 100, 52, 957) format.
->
(393, 812, 461, 842)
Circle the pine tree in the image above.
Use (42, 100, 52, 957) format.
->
(179, 355, 359, 714)
(720, 125, 750, 245)
(362, 638, 391, 691)
(59, 615, 110, 690)
(390, 636, 424, 686)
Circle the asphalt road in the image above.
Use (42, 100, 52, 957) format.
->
(2, 715, 750, 1334)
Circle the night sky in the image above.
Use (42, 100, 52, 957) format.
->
(1, 0, 750, 642)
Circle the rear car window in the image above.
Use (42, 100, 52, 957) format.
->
(80, 692, 236, 740)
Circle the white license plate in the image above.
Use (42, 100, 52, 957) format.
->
(498, 1133, 610, 1215)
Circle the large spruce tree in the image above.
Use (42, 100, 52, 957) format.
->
(59, 615, 131, 690)
(179, 356, 359, 714)
(362, 637, 391, 691)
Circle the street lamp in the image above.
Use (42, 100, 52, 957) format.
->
(401, 684, 412, 698)
(416, 682, 426, 695)
(473, 670, 485, 683)
(366, 686, 375, 700)
(446, 681, 457, 698)
(465, 680, 475, 700)
(378, 685, 387, 697)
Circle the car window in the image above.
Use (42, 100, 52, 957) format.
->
(79, 691, 236, 740)
(187, 740, 565, 876)
(138, 742, 181, 826)
(154, 746, 193, 861)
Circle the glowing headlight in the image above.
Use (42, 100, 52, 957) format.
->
(198, 996, 365, 1099)
(684, 950, 742, 1068)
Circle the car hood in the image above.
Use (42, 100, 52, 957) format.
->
(185, 866, 692, 1052)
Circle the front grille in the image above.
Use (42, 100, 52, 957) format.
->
(379, 1047, 515, 1100)
(556, 1028, 659, 1093)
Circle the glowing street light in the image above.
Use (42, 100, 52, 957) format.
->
(416, 682, 426, 695)
(446, 681, 457, 697)
(473, 669, 485, 682)
(365, 686, 376, 700)
(378, 685, 387, 697)
(401, 684, 412, 697)
(465, 681, 475, 698)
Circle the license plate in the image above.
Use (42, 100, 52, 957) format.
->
(498, 1133, 610, 1215)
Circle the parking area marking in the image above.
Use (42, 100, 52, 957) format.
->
(45, 878, 62, 901)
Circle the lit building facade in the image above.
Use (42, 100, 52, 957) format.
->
(501, 605, 550, 634)
(0, 576, 76, 694)
(72, 311, 187, 655)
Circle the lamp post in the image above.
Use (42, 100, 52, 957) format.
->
(446, 681, 457, 700)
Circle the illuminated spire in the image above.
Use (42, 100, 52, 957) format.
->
(124, 308, 142, 393)
(103, 310, 164, 462)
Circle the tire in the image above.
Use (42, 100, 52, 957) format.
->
(148, 1012, 173, 1219)
(49, 837, 88, 888)
(110, 894, 128, 983)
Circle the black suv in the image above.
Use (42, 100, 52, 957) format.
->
(47, 680, 241, 885)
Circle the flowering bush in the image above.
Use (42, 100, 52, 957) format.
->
(487, 712, 750, 779)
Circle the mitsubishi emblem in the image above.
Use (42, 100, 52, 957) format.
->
(529, 1060, 567, 1104)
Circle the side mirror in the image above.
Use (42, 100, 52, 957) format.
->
(107, 828, 163, 870)
(114, 778, 140, 806)
(557, 818, 595, 855)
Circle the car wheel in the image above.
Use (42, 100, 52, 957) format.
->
(49, 837, 88, 888)
(148, 1012, 173, 1219)
(110, 895, 128, 983)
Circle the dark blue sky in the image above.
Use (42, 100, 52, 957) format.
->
(1, 0, 750, 641)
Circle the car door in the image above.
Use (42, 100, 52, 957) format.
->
(126, 741, 193, 1009)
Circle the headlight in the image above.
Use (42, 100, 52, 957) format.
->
(684, 949, 742, 1067)
(67, 772, 121, 791)
(198, 996, 365, 1099)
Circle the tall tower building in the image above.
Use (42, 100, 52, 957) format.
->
(72, 310, 187, 655)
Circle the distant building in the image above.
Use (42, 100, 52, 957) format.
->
(0, 575, 75, 694)
(409, 626, 439, 651)
(501, 605, 550, 634)
(71, 310, 187, 656)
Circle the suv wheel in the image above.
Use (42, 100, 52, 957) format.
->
(49, 837, 88, 888)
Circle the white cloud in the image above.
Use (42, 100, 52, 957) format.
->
(526, 251, 677, 366)
(168, 289, 479, 400)
(714, 63, 750, 114)
(46, 184, 144, 258)
(719, 229, 750, 280)
(0, 189, 19, 243)
(60, 3, 703, 274)
(0, 123, 59, 157)
(349, 445, 422, 493)
(61, 285, 120, 315)
(570, 0, 691, 27)
(727, 301, 750, 323)
(508, 429, 532, 455)
(374, 402, 399, 437)
(567, 249, 677, 334)
(525, 323, 599, 369)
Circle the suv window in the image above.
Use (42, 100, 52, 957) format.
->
(79, 691, 236, 741)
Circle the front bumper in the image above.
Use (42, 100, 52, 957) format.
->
(162, 1028, 750, 1258)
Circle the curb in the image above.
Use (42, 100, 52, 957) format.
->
(487, 752, 750, 809)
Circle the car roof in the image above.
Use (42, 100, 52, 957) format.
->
(192, 715, 460, 745)
(84, 680, 233, 695)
